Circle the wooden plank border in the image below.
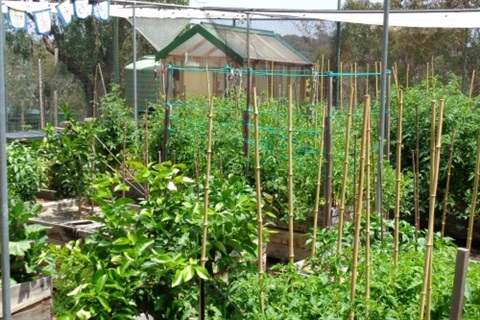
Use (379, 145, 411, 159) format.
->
(0, 277, 52, 319)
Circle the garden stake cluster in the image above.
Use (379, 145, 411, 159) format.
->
(419, 99, 444, 320)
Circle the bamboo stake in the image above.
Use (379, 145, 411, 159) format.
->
(199, 66, 214, 320)
(349, 95, 370, 320)
(470, 70, 476, 99)
(419, 100, 436, 318)
(337, 88, 355, 255)
(423, 100, 438, 319)
(393, 63, 400, 101)
(394, 90, 404, 270)
(441, 128, 456, 238)
(253, 87, 265, 312)
(426, 100, 445, 320)
(419, 99, 444, 320)
(467, 135, 480, 250)
(288, 85, 295, 264)
(311, 101, 327, 257)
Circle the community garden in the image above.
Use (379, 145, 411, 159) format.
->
(4, 67, 480, 319)
(4, 0, 480, 318)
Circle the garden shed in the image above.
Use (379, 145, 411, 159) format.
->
(124, 55, 162, 109)
(155, 22, 313, 100)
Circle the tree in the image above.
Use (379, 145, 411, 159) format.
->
(337, 0, 477, 90)
(41, 0, 188, 117)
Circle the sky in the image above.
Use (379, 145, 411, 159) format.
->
(190, 0, 345, 10)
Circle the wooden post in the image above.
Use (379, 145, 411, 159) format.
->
(449, 248, 470, 320)
(324, 75, 333, 229)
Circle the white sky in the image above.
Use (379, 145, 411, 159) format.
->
(190, 0, 345, 10)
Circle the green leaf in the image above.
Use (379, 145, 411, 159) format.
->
(97, 295, 112, 313)
(95, 274, 108, 294)
(110, 255, 124, 265)
(172, 269, 183, 287)
(134, 239, 154, 256)
(195, 266, 210, 280)
(112, 237, 131, 246)
(183, 265, 195, 282)
(76, 310, 92, 320)
(213, 241, 227, 254)
(67, 283, 88, 296)
(24, 224, 50, 238)
(9, 240, 32, 256)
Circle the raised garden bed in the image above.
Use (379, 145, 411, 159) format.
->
(0, 277, 52, 320)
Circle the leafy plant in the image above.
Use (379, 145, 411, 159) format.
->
(52, 161, 260, 319)
(39, 106, 103, 200)
(0, 201, 54, 285)
(7, 141, 47, 202)
(392, 76, 480, 226)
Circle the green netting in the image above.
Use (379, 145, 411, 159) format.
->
(167, 65, 391, 78)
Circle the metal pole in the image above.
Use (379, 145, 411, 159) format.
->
(324, 75, 333, 229)
(335, 0, 341, 106)
(114, 17, 120, 83)
(0, 5, 12, 318)
(133, 2, 138, 121)
(461, 29, 469, 94)
(376, 0, 390, 217)
(449, 248, 470, 320)
(244, 13, 251, 173)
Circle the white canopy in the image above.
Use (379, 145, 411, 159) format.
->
(2, 1, 480, 29)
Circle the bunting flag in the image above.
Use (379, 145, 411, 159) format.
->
(92, 0, 110, 22)
(7, 7, 27, 31)
(33, 9, 52, 35)
(73, 0, 91, 20)
(56, 0, 73, 27)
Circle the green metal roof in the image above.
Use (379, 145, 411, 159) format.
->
(156, 22, 312, 66)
